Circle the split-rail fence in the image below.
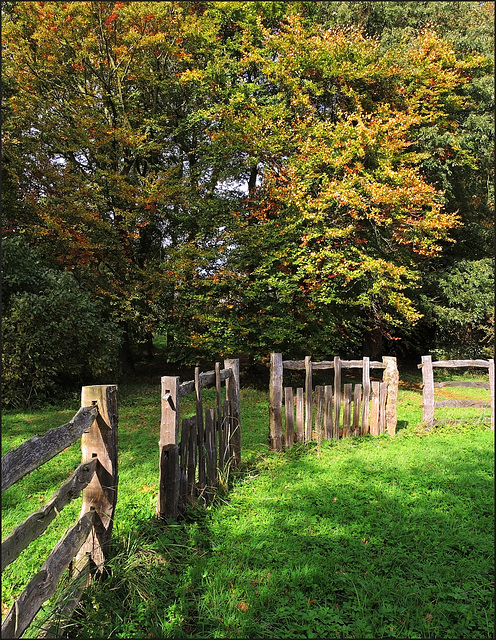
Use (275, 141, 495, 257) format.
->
(1, 385, 118, 639)
(419, 355, 495, 429)
(157, 359, 241, 521)
(269, 354, 399, 451)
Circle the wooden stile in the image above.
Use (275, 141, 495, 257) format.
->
(305, 356, 313, 441)
(333, 356, 342, 437)
(353, 384, 362, 436)
(296, 388, 304, 442)
(324, 385, 333, 440)
(284, 387, 295, 448)
(361, 357, 370, 434)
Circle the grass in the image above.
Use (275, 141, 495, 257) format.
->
(1, 363, 494, 638)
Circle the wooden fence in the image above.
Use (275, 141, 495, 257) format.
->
(1, 385, 118, 639)
(419, 356, 495, 429)
(269, 354, 399, 451)
(157, 359, 241, 520)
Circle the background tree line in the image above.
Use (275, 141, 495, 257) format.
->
(2, 1, 494, 407)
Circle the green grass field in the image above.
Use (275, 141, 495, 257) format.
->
(2, 365, 494, 638)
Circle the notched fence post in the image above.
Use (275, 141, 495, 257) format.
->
(157, 376, 180, 521)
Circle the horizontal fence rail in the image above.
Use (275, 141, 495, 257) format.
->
(419, 356, 494, 428)
(269, 354, 399, 451)
(1, 385, 118, 639)
(157, 359, 241, 521)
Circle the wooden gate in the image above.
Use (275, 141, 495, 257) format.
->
(269, 355, 399, 450)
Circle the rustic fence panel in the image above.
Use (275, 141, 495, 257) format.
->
(157, 360, 240, 520)
(419, 355, 494, 428)
(269, 354, 398, 449)
(1, 385, 118, 639)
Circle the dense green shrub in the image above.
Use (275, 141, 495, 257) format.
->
(2, 237, 121, 407)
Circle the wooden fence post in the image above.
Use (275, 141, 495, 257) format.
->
(361, 357, 370, 434)
(315, 385, 324, 444)
(370, 381, 380, 436)
(352, 384, 362, 436)
(284, 387, 295, 448)
(157, 376, 180, 520)
(324, 385, 333, 440)
(489, 359, 494, 430)
(305, 356, 313, 442)
(195, 367, 206, 490)
(269, 353, 283, 451)
(421, 355, 435, 425)
(296, 387, 305, 442)
(333, 356, 341, 437)
(224, 358, 241, 466)
(76, 385, 118, 573)
(383, 356, 399, 436)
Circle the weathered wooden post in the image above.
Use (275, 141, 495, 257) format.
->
(269, 353, 283, 451)
(489, 359, 494, 430)
(383, 356, 399, 436)
(195, 367, 206, 490)
(225, 358, 241, 466)
(333, 356, 341, 437)
(361, 357, 370, 434)
(296, 387, 305, 442)
(76, 385, 118, 573)
(305, 356, 313, 441)
(421, 355, 435, 425)
(157, 376, 180, 520)
(284, 387, 295, 448)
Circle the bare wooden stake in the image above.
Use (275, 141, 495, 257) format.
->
(353, 384, 362, 436)
(305, 356, 313, 442)
(296, 388, 304, 442)
(333, 357, 341, 437)
(269, 353, 283, 451)
(489, 359, 494, 430)
(195, 367, 206, 490)
(379, 382, 388, 434)
(324, 385, 333, 440)
(370, 381, 380, 435)
(225, 359, 241, 467)
(342, 384, 352, 438)
(383, 356, 399, 436)
(314, 385, 324, 444)
(284, 387, 295, 448)
(421, 355, 435, 425)
(361, 357, 370, 434)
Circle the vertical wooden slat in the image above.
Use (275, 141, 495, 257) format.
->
(77, 385, 118, 571)
(215, 361, 222, 455)
(284, 387, 295, 448)
(421, 355, 435, 425)
(378, 382, 388, 434)
(195, 367, 206, 491)
(305, 356, 313, 442)
(314, 385, 324, 444)
(179, 418, 189, 510)
(352, 384, 362, 436)
(187, 417, 197, 497)
(296, 388, 304, 442)
(324, 385, 333, 440)
(361, 357, 370, 434)
(221, 400, 232, 467)
(489, 359, 494, 430)
(225, 359, 241, 467)
(157, 376, 180, 520)
(342, 384, 352, 438)
(205, 409, 217, 498)
(383, 356, 399, 436)
(269, 353, 284, 451)
(333, 356, 341, 437)
(370, 381, 380, 435)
